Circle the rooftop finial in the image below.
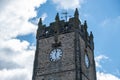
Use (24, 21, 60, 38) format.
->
(55, 13, 60, 22)
(84, 20, 87, 29)
(38, 18, 42, 25)
(74, 8, 79, 18)
(90, 31, 93, 38)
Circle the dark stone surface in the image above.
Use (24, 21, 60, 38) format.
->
(32, 8, 96, 80)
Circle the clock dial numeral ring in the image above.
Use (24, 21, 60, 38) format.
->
(50, 48, 63, 61)
(85, 53, 90, 68)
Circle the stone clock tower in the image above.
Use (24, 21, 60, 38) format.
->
(32, 8, 96, 80)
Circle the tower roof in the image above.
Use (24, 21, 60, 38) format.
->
(84, 20, 87, 29)
(55, 13, 60, 22)
(90, 31, 93, 38)
(38, 18, 42, 25)
(74, 8, 79, 18)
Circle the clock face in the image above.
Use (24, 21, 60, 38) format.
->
(50, 48, 63, 61)
(85, 54, 90, 68)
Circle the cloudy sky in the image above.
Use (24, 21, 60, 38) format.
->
(0, 0, 120, 80)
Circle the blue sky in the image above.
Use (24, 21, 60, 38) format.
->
(0, 0, 120, 80)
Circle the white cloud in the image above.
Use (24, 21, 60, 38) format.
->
(52, 0, 84, 10)
(0, 0, 47, 40)
(95, 55, 120, 80)
(41, 13, 48, 21)
(101, 16, 120, 28)
(31, 13, 48, 25)
(0, 39, 29, 53)
(97, 72, 120, 80)
(0, 38, 35, 80)
(0, 69, 31, 80)
(95, 55, 108, 68)
(0, 0, 47, 80)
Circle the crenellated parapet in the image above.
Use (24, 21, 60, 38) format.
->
(36, 8, 94, 50)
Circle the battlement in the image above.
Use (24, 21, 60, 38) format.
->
(36, 8, 94, 50)
(33, 8, 96, 80)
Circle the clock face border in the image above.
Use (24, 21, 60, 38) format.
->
(84, 53, 90, 68)
(49, 48, 63, 62)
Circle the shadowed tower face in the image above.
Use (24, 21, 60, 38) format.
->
(32, 8, 96, 80)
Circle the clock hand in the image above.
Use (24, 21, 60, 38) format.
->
(55, 49, 57, 59)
